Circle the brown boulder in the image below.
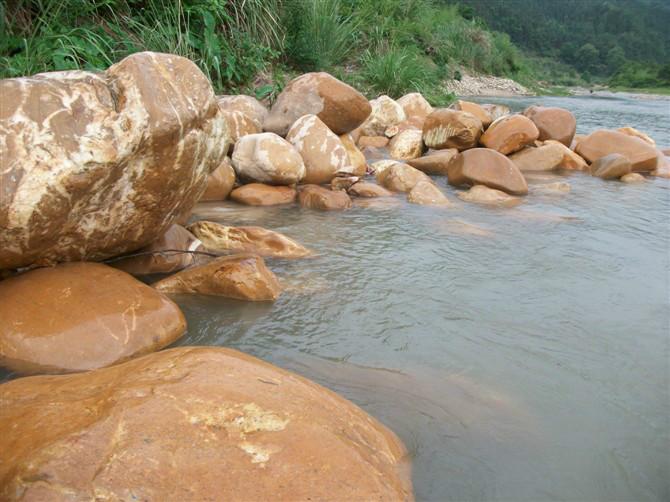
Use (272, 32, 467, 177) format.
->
(397, 92, 433, 120)
(231, 133, 305, 184)
(453, 100, 493, 128)
(188, 221, 310, 259)
(153, 254, 281, 300)
(422, 109, 482, 150)
(359, 135, 390, 148)
(230, 183, 297, 206)
(298, 185, 352, 211)
(331, 176, 360, 191)
(389, 128, 425, 160)
(385, 117, 426, 138)
(222, 109, 262, 147)
(523, 106, 576, 146)
(264, 72, 371, 136)
(541, 140, 589, 170)
(339, 133, 367, 176)
(590, 154, 632, 179)
(509, 143, 565, 172)
(617, 126, 655, 146)
(359, 95, 407, 136)
(0, 347, 412, 500)
(407, 181, 451, 207)
(407, 149, 459, 175)
(200, 157, 236, 201)
(217, 94, 268, 125)
(376, 163, 431, 193)
(348, 181, 393, 198)
(447, 148, 529, 195)
(480, 114, 539, 155)
(286, 114, 353, 184)
(575, 130, 658, 172)
(0, 52, 229, 271)
(0, 262, 185, 374)
(457, 185, 522, 206)
(112, 224, 204, 275)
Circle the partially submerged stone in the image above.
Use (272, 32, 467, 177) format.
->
(542, 140, 589, 170)
(200, 157, 236, 201)
(231, 133, 305, 185)
(286, 114, 352, 184)
(359, 95, 407, 136)
(348, 181, 393, 198)
(533, 182, 571, 193)
(339, 133, 367, 176)
(218, 94, 268, 125)
(376, 162, 431, 193)
(230, 183, 297, 206)
(453, 100, 493, 128)
(620, 172, 646, 183)
(447, 148, 529, 195)
(617, 126, 655, 146)
(457, 185, 522, 206)
(575, 130, 658, 172)
(0, 262, 186, 374)
(298, 185, 353, 211)
(389, 128, 425, 160)
(397, 92, 433, 120)
(0, 347, 412, 500)
(264, 72, 371, 136)
(407, 149, 459, 175)
(523, 106, 576, 146)
(0, 51, 230, 271)
(422, 109, 482, 150)
(407, 181, 451, 207)
(153, 254, 281, 300)
(331, 176, 360, 191)
(509, 143, 565, 172)
(188, 221, 310, 259)
(591, 153, 632, 180)
(480, 114, 539, 155)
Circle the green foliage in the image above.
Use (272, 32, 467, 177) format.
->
(608, 61, 670, 89)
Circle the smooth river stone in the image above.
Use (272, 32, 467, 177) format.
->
(407, 181, 451, 207)
(230, 183, 297, 206)
(523, 106, 576, 147)
(422, 109, 482, 150)
(0, 262, 186, 374)
(188, 221, 311, 259)
(447, 148, 529, 195)
(0, 347, 413, 500)
(480, 114, 539, 155)
(576, 130, 659, 172)
(298, 185, 352, 211)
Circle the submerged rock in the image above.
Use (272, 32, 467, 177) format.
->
(264, 72, 371, 136)
(575, 130, 658, 172)
(359, 95, 407, 136)
(523, 106, 576, 146)
(422, 109, 482, 150)
(0, 262, 185, 374)
(230, 183, 297, 206)
(331, 176, 360, 191)
(348, 181, 393, 198)
(232, 133, 305, 185)
(407, 149, 459, 175)
(153, 254, 281, 300)
(447, 148, 529, 195)
(0, 51, 229, 271)
(480, 114, 539, 155)
(376, 163, 431, 193)
(620, 172, 646, 183)
(591, 153, 632, 179)
(0, 347, 412, 500)
(457, 185, 522, 206)
(200, 157, 236, 201)
(407, 181, 451, 207)
(188, 221, 311, 259)
(298, 185, 352, 211)
(533, 182, 571, 193)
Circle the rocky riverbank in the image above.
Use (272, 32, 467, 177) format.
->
(1, 51, 669, 500)
(443, 72, 533, 97)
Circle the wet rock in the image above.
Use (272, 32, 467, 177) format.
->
(447, 148, 529, 195)
(188, 221, 310, 259)
(523, 106, 576, 146)
(422, 109, 482, 150)
(0, 262, 186, 374)
(218, 94, 268, 125)
(453, 100, 493, 128)
(222, 109, 261, 147)
(533, 182, 571, 193)
(200, 157, 236, 201)
(298, 185, 352, 211)
(231, 133, 305, 185)
(112, 224, 204, 275)
(407, 149, 459, 176)
(230, 183, 297, 206)
(339, 133, 367, 176)
(407, 181, 451, 207)
(397, 92, 433, 120)
(651, 152, 670, 178)
(153, 254, 281, 300)
(376, 162, 431, 192)
(359, 135, 390, 148)
(348, 181, 393, 198)
(617, 126, 655, 146)
(286, 115, 352, 184)
(331, 176, 360, 191)
(264, 72, 371, 136)
(457, 185, 521, 206)
(575, 130, 658, 172)
(359, 95, 407, 137)
(509, 143, 565, 172)
(0, 52, 229, 271)
(591, 153, 632, 179)
(480, 114, 539, 155)
(620, 173, 646, 183)
(0, 347, 412, 500)
(541, 140, 589, 171)
(480, 103, 511, 121)
(389, 128, 425, 160)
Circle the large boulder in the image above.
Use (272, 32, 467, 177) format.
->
(112, 224, 204, 275)
(264, 72, 371, 136)
(230, 183, 297, 206)
(523, 106, 576, 146)
(188, 221, 310, 259)
(339, 133, 367, 176)
(590, 153, 632, 179)
(231, 133, 305, 185)
(298, 185, 352, 211)
(396, 92, 433, 121)
(200, 157, 236, 201)
(453, 100, 493, 128)
(286, 115, 353, 184)
(0, 262, 185, 374)
(217, 94, 268, 125)
(407, 181, 451, 207)
(0, 347, 412, 500)
(408, 149, 459, 175)
(509, 143, 565, 172)
(0, 52, 229, 271)
(422, 109, 482, 150)
(480, 114, 539, 155)
(575, 130, 659, 172)
(447, 148, 529, 195)
(389, 128, 425, 160)
(376, 163, 431, 193)
(359, 95, 407, 136)
(153, 254, 281, 300)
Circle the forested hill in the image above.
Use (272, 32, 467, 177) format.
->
(454, 0, 670, 88)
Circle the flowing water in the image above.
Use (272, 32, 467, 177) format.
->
(5, 95, 670, 500)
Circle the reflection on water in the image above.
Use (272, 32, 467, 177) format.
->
(5, 95, 670, 501)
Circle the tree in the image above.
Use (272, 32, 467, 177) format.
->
(575, 43, 599, 73)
